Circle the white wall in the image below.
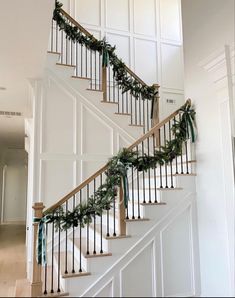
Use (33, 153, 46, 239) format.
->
(0, 149, 28, 223)
(182, 0, 235, 296)
(60, 0, 185, 119)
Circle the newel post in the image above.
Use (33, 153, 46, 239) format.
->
(31, 202, 45, 297)
(152, 84, 160, 146)
(102, 66, 107, 102)
(119, 182, 126, 236)
(152, 84, 160, 127)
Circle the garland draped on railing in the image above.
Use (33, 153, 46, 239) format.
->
(44, 101, 196, 228)
(36, 101, 196, 264)
(53, 1, 157, 102)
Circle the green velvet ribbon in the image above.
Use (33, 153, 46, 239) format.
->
(102, 48, 109, 67)
(150, 98, 155, 119)
(182, 109, 196, 143)
(122, 170, 129, 209)
(33, 216, 49, 265)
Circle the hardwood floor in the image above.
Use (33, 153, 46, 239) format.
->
(0, 224, 27, 297)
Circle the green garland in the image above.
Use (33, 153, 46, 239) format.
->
(44, 101, 196, 231)
(53, 1, 157, 102)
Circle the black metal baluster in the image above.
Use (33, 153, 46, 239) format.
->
(185, 125, 189, 174)
(57, 217, 61, 293)
(87, 185, 90, 255)
(179, 114, 184, 174)
(51, 216, 55, 293)
(106, 207, 110, 237)
(90, 50, 93, 89)
(109, 66, 111, 101)
(100, 174, 103, 253)
(152, 134, 158, 203)
(173, 116, 179, 174)
(159, 128, 163, 188)
(44, 223, 48, 295)
(168, 121, 174, 188)
(86, 47, 88, 77)
(93, 179, 96, 254)
(113, 190, 116, 236)
(163, 124, 168, 188)
(72, 195, 76, 273)
(117, 85, 120, 113)
(142, 94, 146, 133)
(147, 137, 152, 203)
(76, 42, 78, 76)
(113, 70, 116, 103)
(71, 39, 73, 66)
(122, 88, 124, 113)
(142, 141, 146, 203)
(139, 91, 142, 126)
(79, 190, 82, 272)
(147, 98, 150, 132)
(66, 37, 68, 65)
(136, 146, 141, 218)
(65, 201, 68, 274)
(56, 23, 58, 53)
(51, 19, 54, 52)
(135, 98, 137, 125)
(81, 45, 83, 77)
(130, 94, 133, 125)
(61, 30, 64, 64)
(95, 52, 97, 90)
(131, 167, 135, 219)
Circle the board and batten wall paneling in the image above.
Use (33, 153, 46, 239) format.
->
(59, 0, 185, 116)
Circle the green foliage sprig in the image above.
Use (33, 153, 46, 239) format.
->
(44, 101, 196, 231)
(53, 1, 157, 101)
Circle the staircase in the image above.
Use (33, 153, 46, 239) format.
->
(28, 3, 198, 298)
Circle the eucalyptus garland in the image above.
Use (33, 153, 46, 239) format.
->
(44, 101, 196, 231)
(53, 1, 157, 101)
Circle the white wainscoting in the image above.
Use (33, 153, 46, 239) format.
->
(33, 72, 139, 208)
(59, 0, 185, 119)
(81, 194, 198, 297)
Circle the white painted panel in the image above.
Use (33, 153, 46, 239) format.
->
(106, 33, 130, 65)
(60, 0, 70, 12)
(76, 0, 101, 26)
(82, 106, 113, 155)
(94, 280, 113, 297)
(161, 43, 184, 90)
(121, 242, 154, 297)
(160, 0, 181, 42)
(42, 80, 75, 154)
(134, 0, 156, 37)
(161, 208, 193, 296)
(134, 39, 157, 85)
(106, 0, 129, 32)
(3, 165, 27, 222)
(161, 92, 184, 120)
(82, 160, 106, 181)
(118, 135, 131, 150)
(41, 160, 74, 208)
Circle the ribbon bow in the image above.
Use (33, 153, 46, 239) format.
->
(117, 160, 129, 208)
(33, 215, 50, 265)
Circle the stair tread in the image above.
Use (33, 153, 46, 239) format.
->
(71, 75, 91, 81)
(54, 252, 90, 278)
(56, 62, 76, 67)
(73, 237, 112, 258)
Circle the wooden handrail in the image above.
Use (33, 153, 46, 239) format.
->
(59, 8, 148, 87)
(43, 99, 191, 215)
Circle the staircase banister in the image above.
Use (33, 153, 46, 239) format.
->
(43, 99, 191, 216)
(59, 8, 148, 87)
(128, 99, 191, 151)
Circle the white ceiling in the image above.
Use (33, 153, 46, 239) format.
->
(0, 0, 54, 150)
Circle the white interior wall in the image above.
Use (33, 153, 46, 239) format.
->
(60, 0, 185, 119)
(0, 149, 28, 223)
(181, 0, 235, 296)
